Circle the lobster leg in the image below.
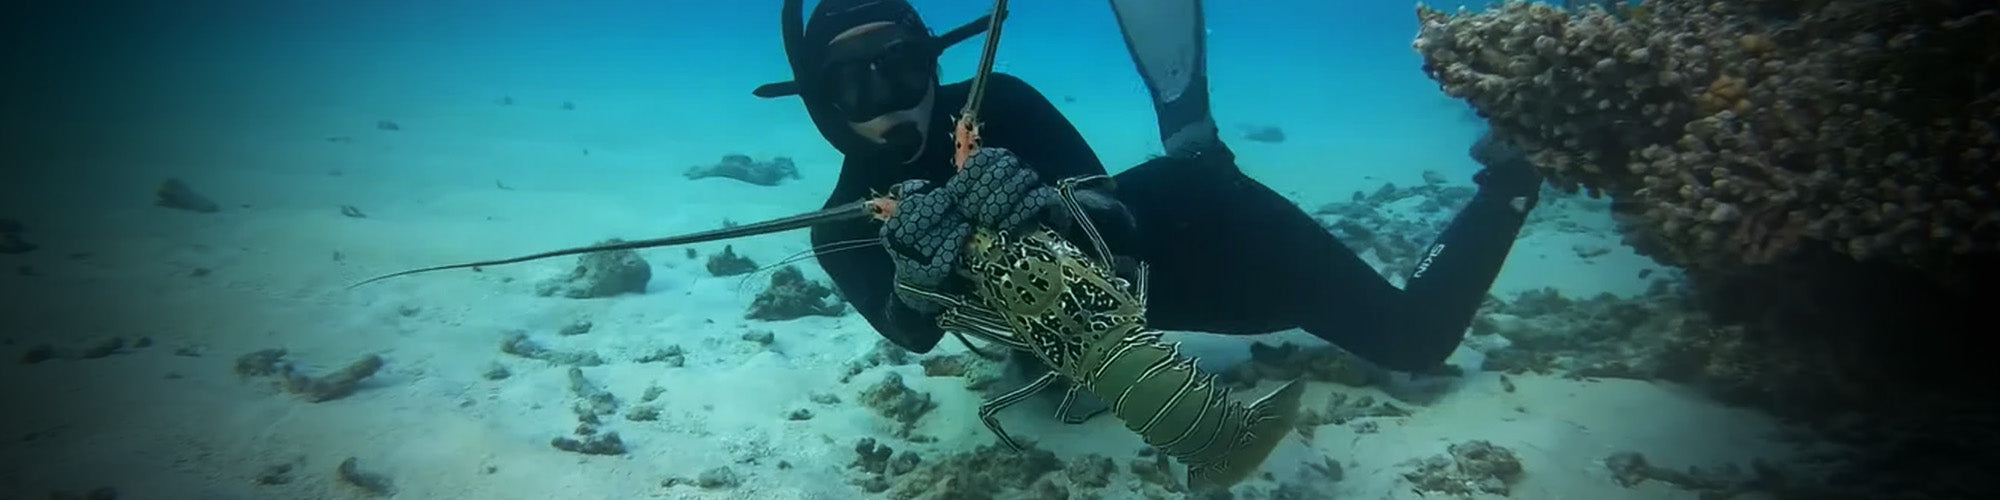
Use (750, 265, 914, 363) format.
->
(939, 307, 1033, 352)
(1054, 175, 1119, 266)
(1055, 386, 1110, 424)
(898, 281, 1033, 352)
(979, 371, 1064, 450)
(951, 332, 1005, 360)
(1134, 261, 1152, 307)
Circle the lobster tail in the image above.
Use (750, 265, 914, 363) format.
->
(1187, 379, 1305, 491)
(1088, 340, 1304, 491)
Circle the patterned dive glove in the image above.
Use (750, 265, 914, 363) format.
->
(880, 179, 973, 314)
(878, 148, 1062, 314)
(947, 148, 1060, 232)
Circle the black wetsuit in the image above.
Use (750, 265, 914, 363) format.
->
(810, 72, 1535, 372)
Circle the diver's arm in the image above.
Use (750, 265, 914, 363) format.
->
(979, 73, 1140, 253)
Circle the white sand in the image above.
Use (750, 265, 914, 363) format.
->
(2, 9, 1797, 499)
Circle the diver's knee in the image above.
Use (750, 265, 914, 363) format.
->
(1163, 121, 1232, 162)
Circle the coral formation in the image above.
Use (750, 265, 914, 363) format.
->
(745, 265, 846, 320)
(1474, 281, 1837, 412)
(1416, 0, 1998, 276)
(499, 330, 605, 367)
(685, 154, 802, 186)
(535, 238, 651, 298)
(858, 372, 936, 439)
(1604, 450, 1784, 499)
(850, 438, 1071, 500)
(704, 244, 757, 276)
(552, 367, 628, 456)
(19, 336, 137, 364)
(1417, 3, 2000, 492)
(1295, 392, 1411, 439)
(336, 457, 395, 497)
(232, 348, 384, 403)
(1313, 179, 1478, 283)
(1401, 440, 1524, 496)
(1219, 341, 1387, 389)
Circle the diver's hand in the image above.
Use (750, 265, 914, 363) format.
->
(1470, 131, 1544, 212)
(946, 148, 1059, 231)
(879, 179, 973, 314)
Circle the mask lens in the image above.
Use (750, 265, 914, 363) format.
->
(822, 38, 932, 122)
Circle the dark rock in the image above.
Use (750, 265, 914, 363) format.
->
(745, 266, 844, 321)
(1402, 440, 1523, 496)
(482, 361, 511, 380)
(500, 330, 605, 366)
(551, 432, 626, 455)
(859, 372, 935, 438)
(280, 355, 384, 402)
(685, 154, 801, 186)
(634, 345, 684, 366)
(336, 457, 395, 497)
(234, 348, 385, 402)
(705, 245, 758, 276)
(155, 178, 219, 213)
(536, 238, 650, 298)
(696, 466, 740, 489)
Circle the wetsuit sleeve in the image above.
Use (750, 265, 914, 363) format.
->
(979, 73, 1139, 253)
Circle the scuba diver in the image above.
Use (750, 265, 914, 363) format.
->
(755, 0, 1544, 373)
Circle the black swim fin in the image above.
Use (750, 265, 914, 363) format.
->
(1107, 0, 1225, 159)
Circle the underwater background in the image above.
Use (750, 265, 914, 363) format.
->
(4, 0, 1995, 498)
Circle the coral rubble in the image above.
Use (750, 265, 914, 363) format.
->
(535, 238, 651, 298)
(232, 348, 384, 403)
(1401, 440, 1524, 496)
(745, 265, 846, 320)
(685, 154, 802, 186)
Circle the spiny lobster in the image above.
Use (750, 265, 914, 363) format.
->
(893, 172, 1306, 492)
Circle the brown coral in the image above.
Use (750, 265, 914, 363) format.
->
(1415, 0, 2000, 278)
(1419, 4, 2000, 494)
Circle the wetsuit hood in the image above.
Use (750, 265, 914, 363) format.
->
(758, 0, 991, 158)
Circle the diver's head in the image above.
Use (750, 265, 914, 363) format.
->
(794, 0, 941, 163)
(764, 0, 991, 164)
(817, 17, 938, 163)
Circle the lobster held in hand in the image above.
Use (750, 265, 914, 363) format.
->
(879, 148, 1306, 492)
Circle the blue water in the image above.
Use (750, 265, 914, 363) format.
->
(7, 0, 1498, 195)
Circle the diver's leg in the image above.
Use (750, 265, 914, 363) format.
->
(1107, 0, 1231, 162)
(1109, 132, 1543, 373)
(1110, 155, 1389, 338)
(1376, 131, 1544, 364)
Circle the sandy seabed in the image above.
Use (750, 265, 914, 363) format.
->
(0, 89, 1796, 500)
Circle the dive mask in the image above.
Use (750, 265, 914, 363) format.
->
(820, 28, 938, 123)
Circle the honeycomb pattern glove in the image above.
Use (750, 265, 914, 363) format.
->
(946, 148, 1059, 232)
(880, 179, 973, 314)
